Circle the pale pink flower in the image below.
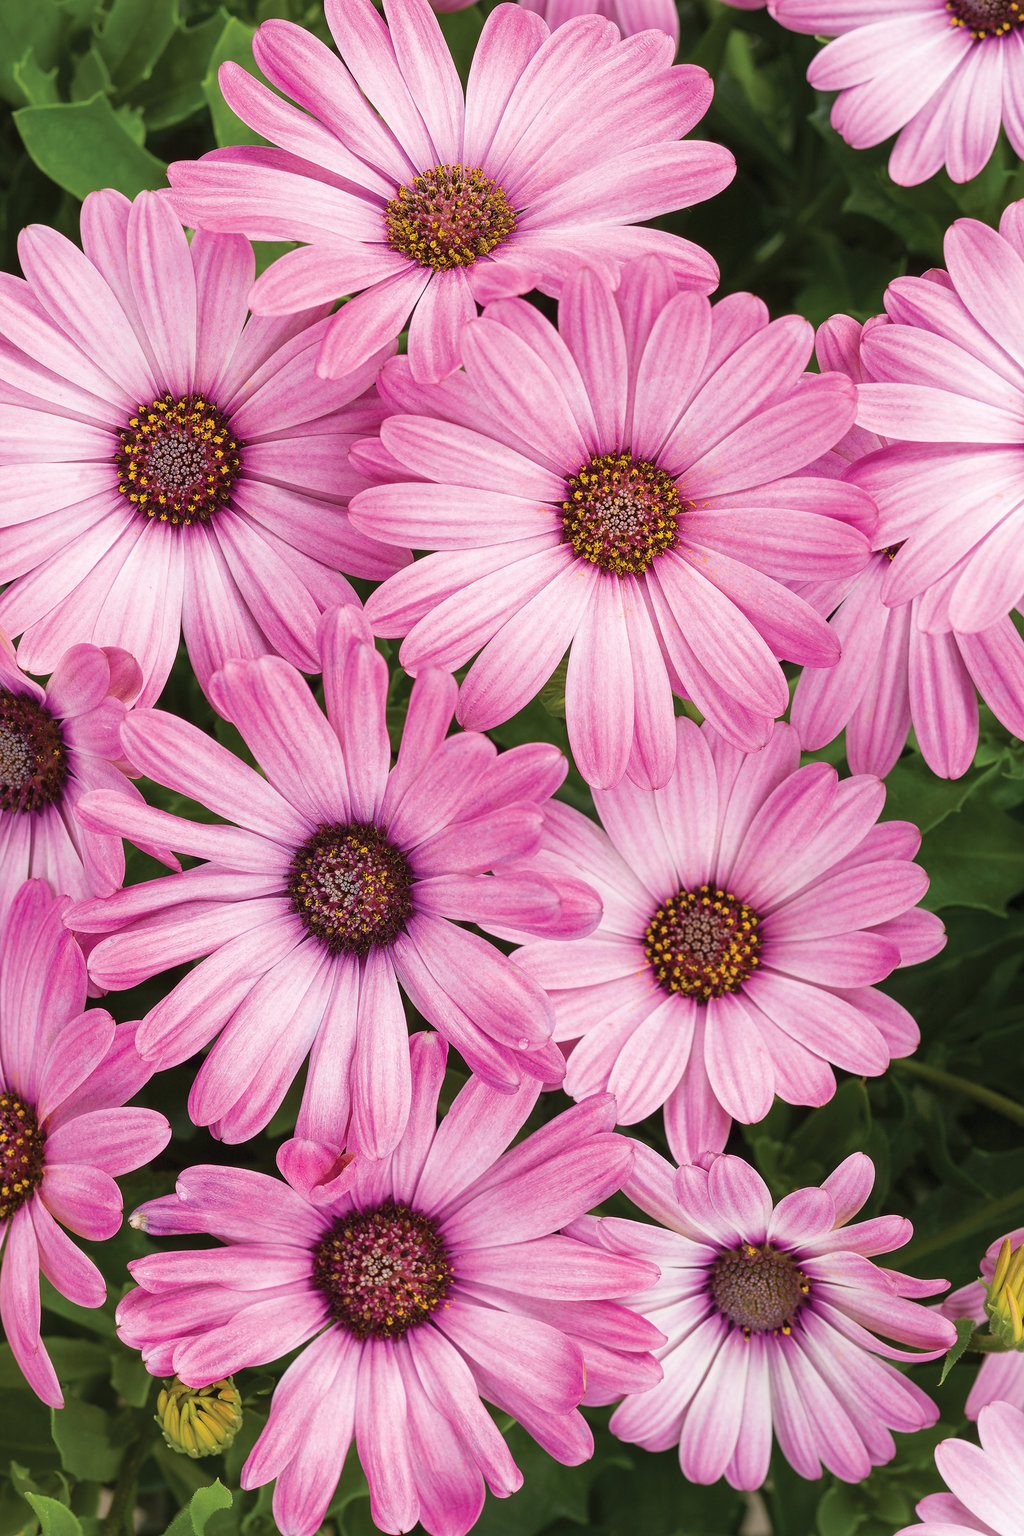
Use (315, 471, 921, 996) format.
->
(574, 1147, 956, 1488)
(770, 0, 1024, 185)
(68, 606, 599, 1155)
(513, 717, 944, 1162)
(942, 1227, 1024, 1421)
(896, 1401, 1024, 1534)
(791, 313, 1024, 779)
(348, 259, 873, 788)
(0, 189, 403, 708)
(117, 1033, 662, 1536)
(0, 880, 170, 1406)
(166, 0, 732, 383)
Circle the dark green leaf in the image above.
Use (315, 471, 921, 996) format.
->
(0, 0, 65, 106)
(22, 1496, 82, 1536)
(12, 48, 59, 106)
(128, 10, 228, 131)
(50, 1396, 121, 1483)
(69, 46, 113, 103)
(14, 92, 167, 200)
(920, 797, 1024, 915)
(940, 1316, 980, 1384)
(96, 0, 179, 90)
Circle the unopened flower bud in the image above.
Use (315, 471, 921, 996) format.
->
(156, 1377, 242, 1459)
(984, 1237, 1024, 1350)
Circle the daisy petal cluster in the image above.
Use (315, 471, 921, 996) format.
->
(0, 188, 404, 708)
(117, 1033, 662, 1536)
(942, 1227, 1024, 1419)
(896, 1401, 1024, 1535)
(348, 258, 874, 788)
(68, 606, 599, 1154)
(572, 1146, 955, 1487)
(515, 0, 681, 43)
(166, 0, 732, 383)
(513, 717, 945, 1161)
(0, 880, 170, 1405)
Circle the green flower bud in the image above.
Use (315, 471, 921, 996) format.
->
(156, 1377, 243, 1459)
(984, 1237, 1024, 1350)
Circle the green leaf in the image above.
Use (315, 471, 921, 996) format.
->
(164, 1481, 233, 1536)
(96, 0, 179, 90)
(50, 1397, 121, 1483)
(39, 1277, 115, 1336)
(817, 1481, 868, 1536)
(69, 46, 113, 103)
(128, 9, 227, 131)
(939, 1316, 978, 1385)
(12, 48, 58, 105)
(882, 752, 995, 834)
(110, 1347, 154, 1409)
(23, 1496, 82, 1536)
(0, 0, 64, 106)
(13, 92, 167, 200)
(202, 17, 268, 148)
(921, 797, 1024, 915)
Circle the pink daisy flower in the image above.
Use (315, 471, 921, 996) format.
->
(68, 606, 599, 1155)
(0, 188, 404, 709)
(847, 202, 1024, 638)
(165, 0, 732, 384)
(347, 258, 874, 788)
(116, 1032, 662, 1536)
(770, 0, 1024, 185)
(572, 1146, 956, 1488)
(0, 632, 173, 924)
(941, 1228, 1024, 1421)
(0, 879, 170, 1406)
(895, 1401, 1024, 1535)
(791, 314, 1024, 779)
(515, 0, 680, 45)
(512, 716, 945, 1162)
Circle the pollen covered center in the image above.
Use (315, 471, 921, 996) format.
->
(645, 885, 761, 1001)
(0, 692, 68, 814)
(946, 0, 1023, 35)
(385, 164, 517, 271)
(288, 822, 413, 956)
(711, 1243, 809, 1338)
(0, 1093, 45, 1221)
(562, 452, 685, 577)
(115, 394, 242, 526)
(313, 1201, 454, 1340)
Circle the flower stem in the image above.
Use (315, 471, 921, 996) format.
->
(102, 1427, 155, 1536)
(895, 1058, 1024, 1128)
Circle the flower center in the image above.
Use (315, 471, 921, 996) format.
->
(645, 885, 761, 1001)
(561, 451, 685, 576)
(946, 0, 1023, 34)
(115, 394, 242, 526)
(288, 822, 413, 956)
(385, 164, 517, 272)
(0, 692, 68, 814)
(711, 1243, 810, 1338)
(0, 1093, 46, 1221)
(312, 1201, 453, 1340)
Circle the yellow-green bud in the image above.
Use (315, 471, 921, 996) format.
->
(984, 1237, 1024, 1350)
(156, 1377, 243, 1459)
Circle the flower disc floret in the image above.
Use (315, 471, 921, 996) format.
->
(946, 0, 1023, 37)
(312, 1200, 453, 1340)
(561, 452, 684, 576)
(385, 165, 517, 272)
(644, 885, 761, 1000)
(710, 1243, 809, 1338)
(115, 393, 242, 527)
(288, 822, 414, 956)
(0, 692, 67, 814)
(0, 1092, 45, 1221)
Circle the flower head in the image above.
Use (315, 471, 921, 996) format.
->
(156, 1377, 244, 1459)
(69, 606, 600, 1155)
(166, 0, 732, 383)
(348, 258, 873, 786)
(116, 1033, 661, 1536)
(895, 1401, 1024, 1535)
(575, 1147, 956, 1488)
(0, 189, 405, 707)
(0, 880, 170, 1406)
(942, 1226, 1024, 1419)
(513, 716, 945, 1162)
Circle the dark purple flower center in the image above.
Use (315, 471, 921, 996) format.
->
(881, 542, 904, 560)
(946, 0, 1023, 34)
(115, 394, 242, 527)
(644, 885, 762, 1001)
(0, 691, 68, 814)
(288, 823, 413, 956)
(561, 451, 685, 577)
(312, 1201, 454, 1340)
(385, 164, 517, 272)
(711, 1243, 810, 1338)
(0, 1093, 45, 1221)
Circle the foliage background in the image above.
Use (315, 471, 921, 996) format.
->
(2, 1, 1024, 1533)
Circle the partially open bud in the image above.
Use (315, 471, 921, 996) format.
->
(156, 1377, 243, 1459)
(984, 1237, 1024, 1350)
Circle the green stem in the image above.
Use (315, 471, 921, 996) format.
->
(967, 1332, 1014, 1354)
(102, 1427, 155, 1536)
(895, 1057, 1024, 1129)
(902, 1184, 1024, 1266)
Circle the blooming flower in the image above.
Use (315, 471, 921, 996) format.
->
(515, 0, 680, 45)
(68, 606, 599, 1155)
(165, 0, 733, 384)
(941, 1227, 1024, 1420)
(846, 203, 1024, 638)
(0, 188, 404, 708)
(116, 1033, 662, 1536)
(790, 314, 1024, 779)
(895, 1401, 1024, 1535)
(573, 1146, 956, 1488)
(0, 879, 170, 1406)
(0, 631, 173, 924)
(770, 0, 1024, 185)
(347, 259, 873, 787)
(512, 716, 944, 1161)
